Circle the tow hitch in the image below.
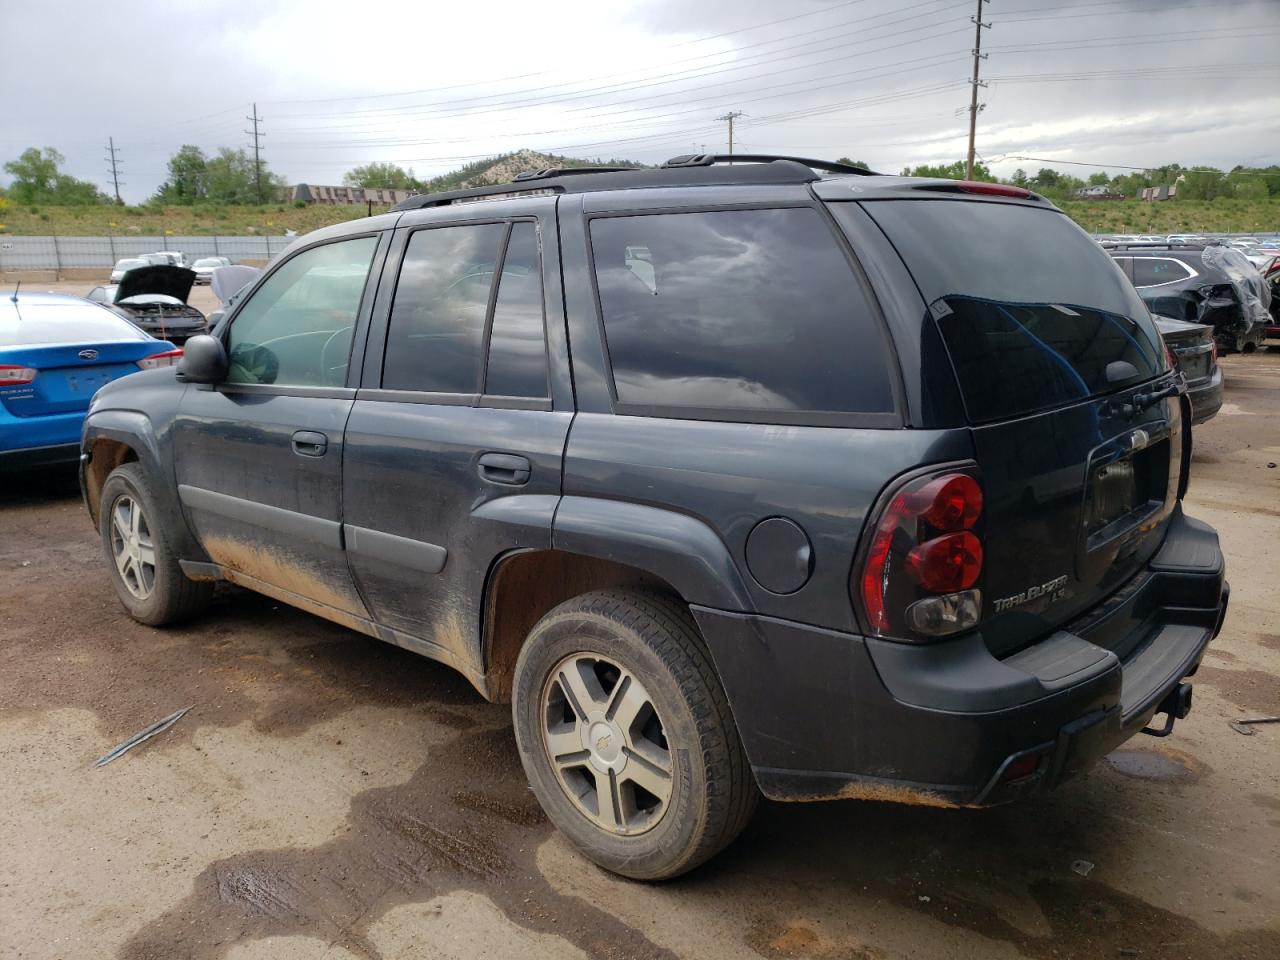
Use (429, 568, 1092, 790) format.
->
(1142, 682, 1193, 737)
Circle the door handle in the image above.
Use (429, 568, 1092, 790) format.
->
(478, 452, 531, 485)
(292, 430, 328, 457)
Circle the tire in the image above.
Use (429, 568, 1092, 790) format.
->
(512, 588, 758, 880)
(99, 462, 213, 626)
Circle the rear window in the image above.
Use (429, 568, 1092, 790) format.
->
(1, 306, 147, 346)
(589, 208, 895, 419)
(862, 200, 1164, 423)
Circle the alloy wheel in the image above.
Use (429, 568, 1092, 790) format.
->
(109, 494, 156, 601)
(540, 653, 673, 835)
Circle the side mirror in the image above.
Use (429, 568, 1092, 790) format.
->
(178, 334, 229, 384)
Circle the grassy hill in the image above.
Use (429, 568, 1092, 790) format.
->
(1058, 198, 1280, 235)
(2, 150, 1275, 237)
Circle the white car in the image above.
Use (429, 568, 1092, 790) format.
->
(190, 256, 231, 285)
(109, 257, 149, 283)
(154, 250, 188, 267)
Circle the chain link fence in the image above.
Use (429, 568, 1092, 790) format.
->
(0, 235, 292, 272)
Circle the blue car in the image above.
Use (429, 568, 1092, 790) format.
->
(1, 291, 181, 470)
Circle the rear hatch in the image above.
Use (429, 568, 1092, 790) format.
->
(854, 196, 1182, 656)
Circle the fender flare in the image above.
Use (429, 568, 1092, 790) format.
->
(552, 496, 753, 612)
(82, 409, 208, 562)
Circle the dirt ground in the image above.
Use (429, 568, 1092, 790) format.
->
(1, 352, 1278, 960)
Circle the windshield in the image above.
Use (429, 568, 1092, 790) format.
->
(859, 199, 1165, 424)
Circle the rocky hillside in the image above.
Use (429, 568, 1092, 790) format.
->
(420, 149, 645, 193)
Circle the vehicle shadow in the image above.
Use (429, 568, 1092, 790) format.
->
(0, 464, 82, 509)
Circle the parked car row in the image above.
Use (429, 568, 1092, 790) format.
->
(109, 252, 236, 285)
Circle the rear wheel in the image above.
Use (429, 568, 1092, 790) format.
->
(512, 589, 757, 880)
(99, 463, 212, 626)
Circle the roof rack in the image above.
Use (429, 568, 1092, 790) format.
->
(512, 166, 637, 182)
(661, 154, 879, 175)
(390, 153, 875, 212)
(1101, 241, 1208, 251)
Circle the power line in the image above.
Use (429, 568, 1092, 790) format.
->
(104, 137, 124, 205)
(966, 0, 991, 180)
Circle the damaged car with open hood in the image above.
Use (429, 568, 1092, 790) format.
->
(85, 265, 209, 346)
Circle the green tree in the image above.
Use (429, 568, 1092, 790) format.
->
(344, 161, 417, 189)
(2, 147, 108, 204)
(1010, 168, 1028, 186)
(201, 147, 284, 203)
(1087, 172, 1110, 186)
(1178, 169, 1225, 201)
(836, 157, 871, 171)
(900, 160, 995, 181)
(4, 147, 61, 202)
(154, 145, 209, 204)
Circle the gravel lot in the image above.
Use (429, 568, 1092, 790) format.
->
(1, 351, 1277, 960)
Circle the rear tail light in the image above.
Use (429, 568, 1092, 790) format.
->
(0, 365, 37, 385)
(856, 466, 984, 641)
(136, 349, 184, 370)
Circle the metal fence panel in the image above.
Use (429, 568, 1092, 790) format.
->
(0, 235, 293, 271)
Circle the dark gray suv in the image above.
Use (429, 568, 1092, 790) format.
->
(81, 156, 1228, 880)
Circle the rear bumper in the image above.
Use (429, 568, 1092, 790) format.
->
(1186, 367, 1223, 425)
(694, 505, 1226, 807)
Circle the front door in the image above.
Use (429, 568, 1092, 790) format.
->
(340, 200, 572, 670)
(174, 232, 385, 617)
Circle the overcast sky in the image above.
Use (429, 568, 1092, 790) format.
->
(2, 0, 1277, 202)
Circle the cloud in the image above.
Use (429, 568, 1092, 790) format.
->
(1, 0, 1276, 201)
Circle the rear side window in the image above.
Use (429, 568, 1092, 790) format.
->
(590, 208, 895, 417)
(1132, 257, 1191, 287)
(859, 200, 1164, 424)
(383, 223, 505, 393)
(485, 223, 548, 398)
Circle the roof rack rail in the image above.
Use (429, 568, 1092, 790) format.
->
(512, 166, 638, 182)
(661, 154, 879, 175)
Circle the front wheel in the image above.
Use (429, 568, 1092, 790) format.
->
(512, 589, 758, 880)
(99, 462, 213, 626)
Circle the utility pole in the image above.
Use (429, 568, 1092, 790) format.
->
(716, 111, 744, 157)
(965, 0, 990, 181)
(245, 103, 264, 203)
(104, 137, 124, 205)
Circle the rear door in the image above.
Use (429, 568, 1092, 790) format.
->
(173, 232, 385, 616)
(844, 198, 1182, 656)
(340, 197, 572, 669)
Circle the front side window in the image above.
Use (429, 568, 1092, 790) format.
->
(225, 236, 377, 387)
(589, 208, 895, 416)
(382, 223, 505, 393)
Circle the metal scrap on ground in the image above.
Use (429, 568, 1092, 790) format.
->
(1228, 716, 1280, 736)
(94, 707, 193, 767)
